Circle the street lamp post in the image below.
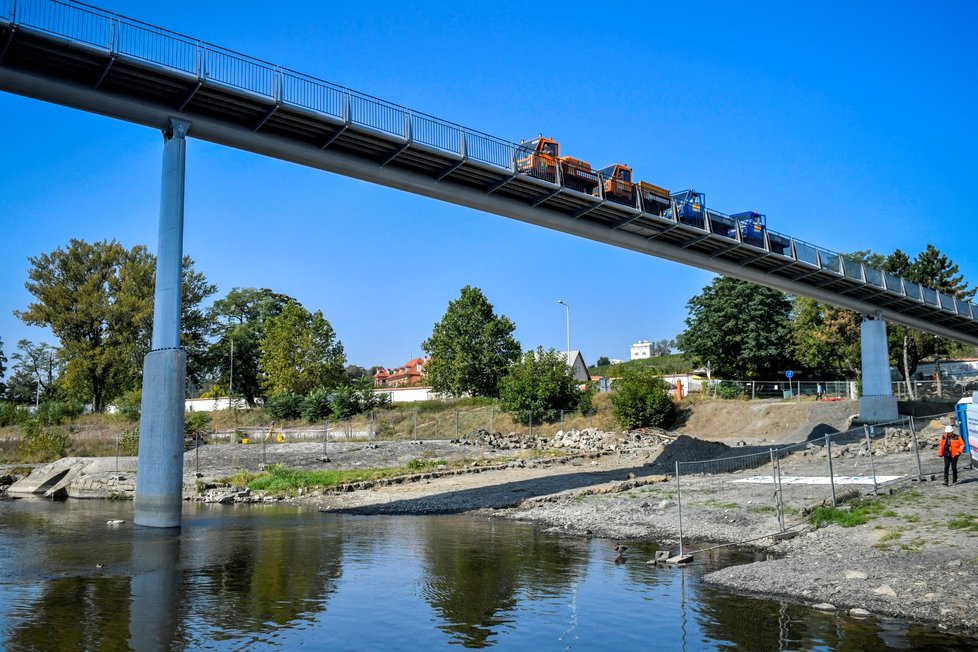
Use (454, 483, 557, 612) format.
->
(557, 300, 570, 354)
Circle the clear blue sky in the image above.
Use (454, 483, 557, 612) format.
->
(1, 0, 976, 376)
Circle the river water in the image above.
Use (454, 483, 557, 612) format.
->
(0, 499, 971, 650)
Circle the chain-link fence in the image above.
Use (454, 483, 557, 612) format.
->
(704, 379, 853, 400)
(208, 407, 603, 445)
(890, 380, 978, 401)
(673, 412, 963, 555)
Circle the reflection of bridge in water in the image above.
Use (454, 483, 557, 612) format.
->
(3, 0, 977, 526)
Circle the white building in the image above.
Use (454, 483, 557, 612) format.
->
(558, 350, 591, 382)
(630, 340, 652, 360)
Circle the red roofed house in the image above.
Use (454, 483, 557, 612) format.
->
(374, 357, 429, 388)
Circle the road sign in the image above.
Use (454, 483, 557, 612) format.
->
(785, 370, 794, 379)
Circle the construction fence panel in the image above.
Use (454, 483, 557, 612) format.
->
(674, 412, 956, 553)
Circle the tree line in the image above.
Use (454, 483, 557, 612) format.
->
(4, 240, 677, 430)
(675, 244, 977, 395)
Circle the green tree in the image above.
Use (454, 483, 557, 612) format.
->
(207, 287, 294, 406)
(16, 239, 215, 411)
(499, 347, 584, 425)
(595, 356, 611, 367)
(792, 298, 861, 379)
(259, 302, 346, 396)
(676, 277, 796, 379)
(610, 365, 677, 430)
(9, 340, 61, 402)
(422, 286, 521, 398)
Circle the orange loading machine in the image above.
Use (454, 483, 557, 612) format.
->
(515, 135, 671, 216)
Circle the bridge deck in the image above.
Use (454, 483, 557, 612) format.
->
(1, 0, 976, 345)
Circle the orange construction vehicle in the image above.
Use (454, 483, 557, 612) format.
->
(516, 136, 671, 214)
(516, 135, 600, 194)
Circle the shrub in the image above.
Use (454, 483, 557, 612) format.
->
(713, 381, 746, 400)
(301, 387, 332, 422)
(184, 411, 211, 436)
(266, 391, 303, 420)
(36, 400, 84, 426)
(18, 420, 72, 462)
(611, 366, 677, 430)
(0, 402, 21, 427)
(330, 385, 362, 420)
(499, 347, 584, 426)
(115, 389, 142, 420)
(119, 428, 140, 456)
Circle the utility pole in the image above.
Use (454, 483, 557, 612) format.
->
(558, 300, 570, 354)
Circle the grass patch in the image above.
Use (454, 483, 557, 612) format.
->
(879, 531, 902, 543)
(747, 505, 776, 514)
(900, 539, 925, 553)
(231, 458, 485, 496)
(948, 514, 978, 532)
(246, 465, 400, 494)
(809, 497, 886, 528)
(407, 457, 447, 470)
(703, 499, 739, 509)
(904, 514, 921, 524)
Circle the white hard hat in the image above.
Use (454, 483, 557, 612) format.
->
(945, 425, 953, 433)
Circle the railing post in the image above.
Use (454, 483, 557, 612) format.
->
(107, 15, 116, 53)
(489, 407, 494, 433)
(413, 409, 417, 440)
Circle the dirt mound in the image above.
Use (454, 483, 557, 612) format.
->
(646, 435, 731, 471)
(680, 399, 858, 443)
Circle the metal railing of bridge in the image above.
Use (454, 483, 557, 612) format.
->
(3, 0, 977, 325)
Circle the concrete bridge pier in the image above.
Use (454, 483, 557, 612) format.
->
(134, 117, 190, 528)
(860, 313, 899, 422)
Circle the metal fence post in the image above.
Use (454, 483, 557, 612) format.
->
(560, 409, 564, 431)
(413, 409, 418, 440)
(825, 433, 837, 507)
(489, 407, 494, 433)
(529, 411, 533, 439)
(454, 409, 459, 438)
(769, 448, 784, 531)
(908, 416, 923, 481)
(323, 420, 329, 460)
(864, 425, 878, 495)
(675, 461, 685, 555)
(774, 456, 785, 532)
(370, 409, 374, 440)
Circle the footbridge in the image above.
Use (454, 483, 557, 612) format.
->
(2, 0, 976, 526)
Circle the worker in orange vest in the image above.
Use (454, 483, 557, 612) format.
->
(938, 424, 965, 486)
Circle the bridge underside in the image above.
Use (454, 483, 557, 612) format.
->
(1, 17, 977, 346)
